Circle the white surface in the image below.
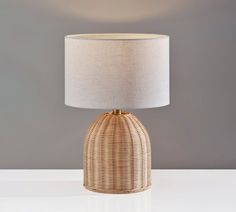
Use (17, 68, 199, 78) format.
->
(65, 33, 169, 109)
(0, 170, 235, 212)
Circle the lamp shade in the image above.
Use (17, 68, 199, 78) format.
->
(65, 33, 169, 109)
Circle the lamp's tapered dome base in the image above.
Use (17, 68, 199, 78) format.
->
(83, 111, 151, 194)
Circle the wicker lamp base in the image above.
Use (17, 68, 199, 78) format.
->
(83, 110, 151, 194)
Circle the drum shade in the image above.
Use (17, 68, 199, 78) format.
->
(65, 33, 169, 109)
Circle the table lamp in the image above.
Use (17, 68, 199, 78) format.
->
(65, 33, 169, 194)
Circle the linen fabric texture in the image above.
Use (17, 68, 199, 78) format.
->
(65, 34, 169, 109)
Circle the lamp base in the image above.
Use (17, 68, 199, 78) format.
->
(83, 110, 151, 194)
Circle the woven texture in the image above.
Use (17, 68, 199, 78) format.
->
(83, 112, 151, 194)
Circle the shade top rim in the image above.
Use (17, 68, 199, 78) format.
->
(65, 33, 169, 40)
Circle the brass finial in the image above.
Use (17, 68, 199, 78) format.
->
(112, 109, 122, 115)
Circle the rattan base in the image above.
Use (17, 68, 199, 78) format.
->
(84, 184, 151, 194)
(83, 111, 151, 194)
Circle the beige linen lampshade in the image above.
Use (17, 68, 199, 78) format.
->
(65, 33, 169, 109)
(65, 33, 169, 194)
